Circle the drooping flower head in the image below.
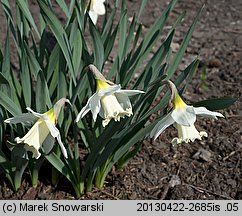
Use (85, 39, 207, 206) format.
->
(150, 80, 224, 144)
(86, 0, 106, 24)
(4, 98, 71, 159)
(76, 64, 145, 127)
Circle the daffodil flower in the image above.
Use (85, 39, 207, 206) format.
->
(76, 65, 145, 127)
(4, 98, 71, 159)
(86, 0, 106, 24)
(150, 80, 224, 144)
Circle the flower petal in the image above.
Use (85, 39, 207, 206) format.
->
(88, 10, 98, 24)
(44, 120, 68, 158)
(116, 89, 145, 96)
(89, 93, 101, 121)
(15, 120, 50, 159)
(4, 113, 38, 124)
(171, 105, 196, 126)
(150, 113, 174, 140)
(98, 84, 121, 97)
(93, 0, 106, 15)
(76, 92, 100, 122)
(44, 120, 59, 137)
(171, 123, 208, 145)
(193, 106, 224, 119)
(26, 107, 48, 119)
(115, 92, 132, 112)
(56, 133, 68, 159)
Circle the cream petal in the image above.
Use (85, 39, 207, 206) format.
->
(171, 105, 196, 126)
(116, 89, 145, 96)
(76, 106, 91, 122)
(115, 92, 132, 113)
(26, 107, 48, 119)
(4, 113, 38, 124)
(15, 120, 50, 159)
(44, 120, 68, 158)
(56, 133, 68, 159)
(100, 94, 131, 127)
(193, 106, 224, 119)
(44, 120, 59, 137)
(150, 113, 175, 140)
(171, 123, 208, 145)
(98, 84, 121, 97)
(76, 92, 100, 122)
(89, 93, 101, 122)
(93, 0, 106, 15)
(88, 10, 98, 24)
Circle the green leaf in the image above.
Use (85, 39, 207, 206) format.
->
(118, 1, 127, 62)
(20, 52, 32, 107)
(16, 0, 40, 38)
(138, 0, 148, 19)
(69, 19, 82, 75)
(45, 153, 74, 183)
(89, 18, 104, 71)
(0, 91, 22, 116)
(24, 42, 41, 79)
(36, 71, 47, 113)
(166, 5, 204, 79)
(38, 0, 76, 85)
(55, 0, 70, 17)
(193, 97, 237, 111)
(0, 72, 9, 85)
(2, 27, 10, 79)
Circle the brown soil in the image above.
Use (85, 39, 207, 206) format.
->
(0, 0, 242, 200)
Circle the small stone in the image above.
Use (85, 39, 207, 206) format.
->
(192, 148, 212, 162)
(169, 175, 181, 188)
(128, 192, 137, 199)
(208, 59, 222, 68)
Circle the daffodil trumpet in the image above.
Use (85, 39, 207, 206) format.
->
(76, 64, 145, 127)
(150, 80, 224, 144)
(4, 98, 71, 159)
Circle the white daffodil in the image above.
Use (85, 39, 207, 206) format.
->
(86, 0, 106, 25)
(4, 98, 71, 159)
(150, 80, 224, 144)
(76, 65, 145, 127)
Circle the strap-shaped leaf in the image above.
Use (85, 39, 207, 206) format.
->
(38, 0, 76, 84)
(36, 71, 48, 113)
(16, 0, 40, 39)
(89, 17, 104, 71)
(55, 0, 70, 17)
(20, 51, 32, 107)
(0, 89, 21, 116)
(0, 72, 9, 85)
(166, 5, 204, 79)
(193, 97, 237, 111)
